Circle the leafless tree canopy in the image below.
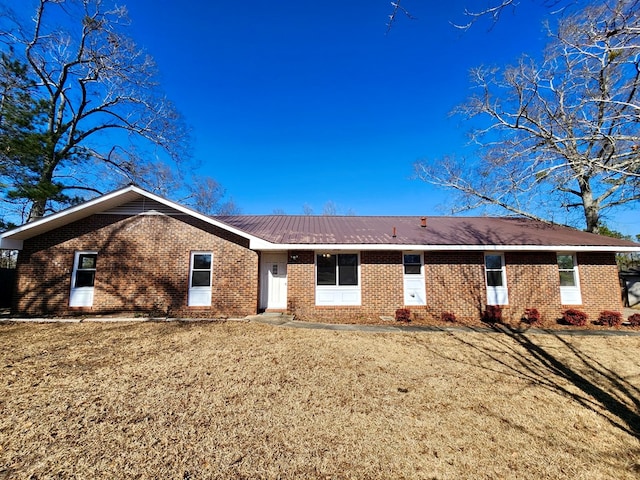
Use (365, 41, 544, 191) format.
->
(389, 0, 580, 32)
(416, 0, 640, 233)
(386, 1, 416, 33)
(0, 0, 232, 223)
(451, 0, 583, 30)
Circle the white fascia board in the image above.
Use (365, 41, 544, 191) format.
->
(249, 238, 280, 250)
(123, 188, 265, 246)
(254, 243, 640, 253)
(0, 186, 137, 241)
(0, 185, 263, 249)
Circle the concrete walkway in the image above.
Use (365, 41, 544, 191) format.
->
(246, 312, 640, 337)
(2, 310, 640, 336)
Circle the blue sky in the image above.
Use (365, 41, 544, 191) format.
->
(120, 1, 554, 212)
(12, 1, 640, 235)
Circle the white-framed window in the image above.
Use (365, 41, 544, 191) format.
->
(315, 252, 361, 305)
(188, 252, 212, 306)
(484, 253, 508, 305)
(403, 253, 422, 275)
(557, 253, 582, 304)
(69, 251, 98, 307)
(403, 252, 426, 306)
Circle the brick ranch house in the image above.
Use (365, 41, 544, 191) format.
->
(1, 185, 639, 324)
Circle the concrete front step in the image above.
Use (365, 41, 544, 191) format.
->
(245, 312, 295, 325)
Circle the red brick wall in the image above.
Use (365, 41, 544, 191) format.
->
(286, 250, 317, 319)
(424, 251, 485, 321)
(14, 214, 258, 317)
(284, 250, 623, 325)
(286, 251, 406, 322)
(576, 252, 624, 320)
(14, 213, 624, 324)
(286, 250, 485, 323)
(361, 251, 403, 313)
(502, 252, 562, 324)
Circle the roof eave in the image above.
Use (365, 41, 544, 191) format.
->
(0, 185, 263, 249)
(253, 243, 640, 252)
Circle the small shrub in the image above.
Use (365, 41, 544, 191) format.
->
(395, 308, 411, 323)
(440, 312, 456, 323)
(627, 313, 640, 327)
(561, 308, 588, 326)
(597, 310, 622, 327)
(482, 305, 502, 324)
(523, 308, 541, 324)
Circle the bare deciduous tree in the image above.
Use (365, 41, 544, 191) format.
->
(322, 200, 338, 216)
(302, 203, 314, 216)
(416, 0, 640, 233)
(386, 1, 416, 33)
(456, 0, 613, 31)
(390, 0, 584, 31)
(185, 177, 238, 216)
(387, 0, 562, 32)
(0, 0, 230, 223)
(452, 0, 536, 30)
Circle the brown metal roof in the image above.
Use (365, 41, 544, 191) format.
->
(4, 186, 636, 252)
(213, 215, 640, 248)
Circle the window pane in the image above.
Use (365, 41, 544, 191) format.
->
(404, 264, 421, 275)
(339, 267, 357, 285)
(404, 254, 421, 265)
(317, 254, 336, 285)
(79, 254, 97, 269)
(192, 271, 211, 287)
(338, 254, 358, 286)
(485, 255, 502, 269)
(193, 254, 211, 270)
(75, 270, 95, 288)
(338, 254, 357, 267)
(486, 271, 503, 287)
(557, 255, 574, 270)
(559, 271, 576, 286)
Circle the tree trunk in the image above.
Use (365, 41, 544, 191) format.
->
(26, 160, 56, 222)
(27, 199, 46, 222)
(578, 177, 600, 233)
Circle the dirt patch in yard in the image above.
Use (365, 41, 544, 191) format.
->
(1, 320, 640, 479)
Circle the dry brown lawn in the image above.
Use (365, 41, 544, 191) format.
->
(1, 320, 640, 479)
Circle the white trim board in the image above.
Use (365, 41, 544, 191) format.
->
(0, 185, 265, 250)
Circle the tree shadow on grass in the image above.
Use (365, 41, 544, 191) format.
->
(447, 324, 640, 439)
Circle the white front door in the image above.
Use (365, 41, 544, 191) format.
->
(69, 251, 98, 307)
(260, 253, 288, 310)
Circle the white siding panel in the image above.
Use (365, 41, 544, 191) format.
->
(101, 199, 186, 216)
(69, 288, 94, 307)
(404, 277, 426, 305)
(487, 286, 509, 305)
(560, 286, 582, 305)
(188, 288, 212, 307)
(316, 287, 361, 306)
